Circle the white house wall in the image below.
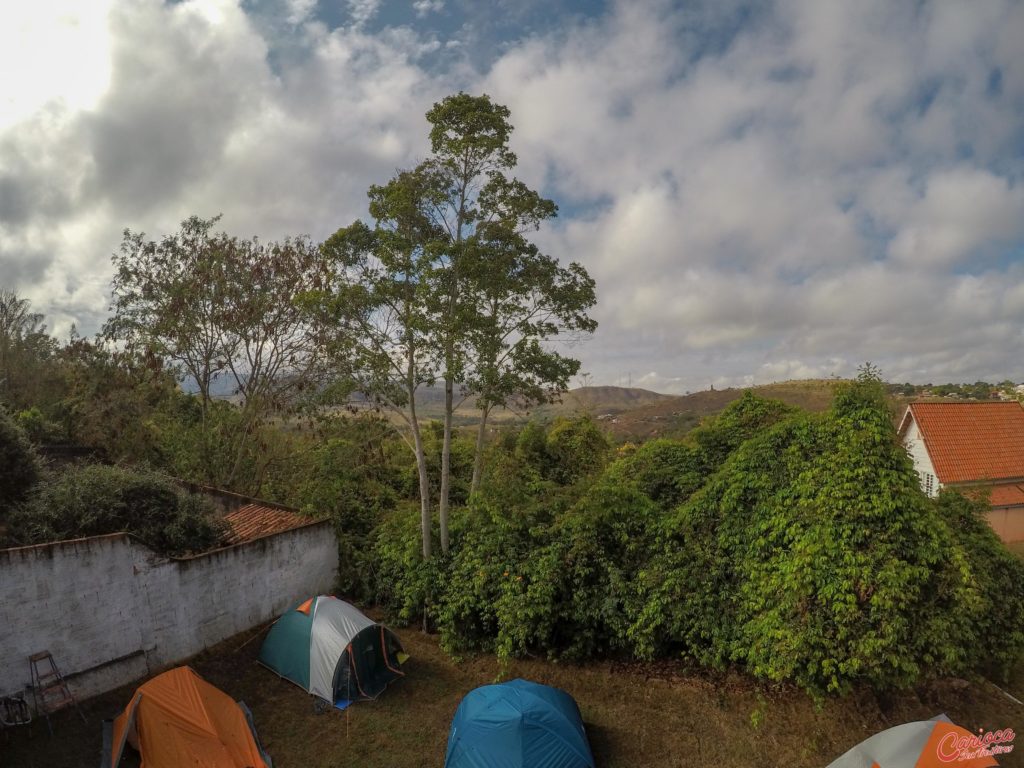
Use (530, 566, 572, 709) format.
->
(902, 417, 941, 497)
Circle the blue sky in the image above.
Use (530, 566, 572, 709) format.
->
(1, 1, 1023, 392)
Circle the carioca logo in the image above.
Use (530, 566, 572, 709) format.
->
(937, 728, 1015, 762)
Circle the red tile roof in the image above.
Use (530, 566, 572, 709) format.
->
(989, 483, 1024, 508)
(222, 503, 313, 544)
(905, 401, 1024, 484)
(961, 482, 1024, 507)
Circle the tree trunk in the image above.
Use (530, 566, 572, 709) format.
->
(411, 419, 431, 559)
(408, 347, 431, 560)
(438, 374, 453, 554)
(471, 406, 490, 494)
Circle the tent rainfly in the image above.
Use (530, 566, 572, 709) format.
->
(258, 595, 407, 709)
(103, 666, 271, 768)
(445, 678, 596, 768)
(825, 714, 1006, 768)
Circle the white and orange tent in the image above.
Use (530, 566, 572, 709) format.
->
(104, 666, 271, 768)
(826, 715, 1008, 768)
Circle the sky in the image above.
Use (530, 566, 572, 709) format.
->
(1, 0, 1024, 394)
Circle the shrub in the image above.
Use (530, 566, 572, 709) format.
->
(544, 416, 610, 484)
(291, 429, 403, 600)
(0, 409, 41, 521)
(634, 375, 1024, 695)
(689, 390, 796, 469)
(5, 464, 226, 556)
(373, 503, 457, 627)
(933, 489, 1024, 681)
(436, 473, 658, 662)
(603, 438, 706, 511)
(15, 406, 62, 444)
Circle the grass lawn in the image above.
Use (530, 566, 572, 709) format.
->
(4, 619, 1024, 768)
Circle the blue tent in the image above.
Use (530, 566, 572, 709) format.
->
(445, 679, 595, 768)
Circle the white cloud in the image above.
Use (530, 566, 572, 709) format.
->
(2, 0, 1024, 392)
(888, 168, 1024, 267)
(413, 0, 445, 18)
(0, 0, 114, 130)
(346, 0, 381, 29)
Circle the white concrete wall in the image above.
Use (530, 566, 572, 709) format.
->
(0, 522, 337, 701)
(902, 417, 941, 497)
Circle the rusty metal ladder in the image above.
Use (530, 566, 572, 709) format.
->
(28, 651, 85, 735)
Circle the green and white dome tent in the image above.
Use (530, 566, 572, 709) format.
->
(258, 596, 408, 709)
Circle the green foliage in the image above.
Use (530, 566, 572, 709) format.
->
(634, 375, 1024, 695)
(689, 390, 796, 469)
(288, 418, 406, 599)
(933, 489, 1024, 680)
(506, 416, 610, 486)
(0, 290, 61, 412)
(603, 439, 706, 511)
(0, 409, 41, 521)
(544, 416, 611, 484)
(434, 475, 658, 662)
(107, 216, 327, 493)
(5, 464, 226, 556)
(15, 407, 62, 444)
(372, 504, 457, 625)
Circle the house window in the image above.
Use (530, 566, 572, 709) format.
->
(924, 473, 934, 496)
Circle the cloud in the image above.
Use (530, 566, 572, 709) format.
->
(0, 0, 443, 338)
(484, 0, 1024, 390)
(2, 0, 1024, 392)
(346, 0, 381, 29)
(413, 0, 445, 18)
(888, 168, 1024, 267)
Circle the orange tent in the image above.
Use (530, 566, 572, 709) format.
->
(107, 666, 270, 768)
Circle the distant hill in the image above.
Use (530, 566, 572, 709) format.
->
(408, 384, 673, 423)
(549, 386, 675, 414)
(594, 379, 841, 440)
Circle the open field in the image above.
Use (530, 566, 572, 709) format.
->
(5, 617, 1023, 768)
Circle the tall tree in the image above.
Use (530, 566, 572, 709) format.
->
(421, 93, 593, 553)
(107, 215, 231, 421)
(0, 290, 60, 410)
(320, 169, 443, 558)
(107, 216, 327, 492)
(461, 228, 597, 492)
(323, 92, 597, 557)
(216, 233, 329, 486)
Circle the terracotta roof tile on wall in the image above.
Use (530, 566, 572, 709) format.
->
(989, 483, 1024, 507)
(908, 401, 1024, 484)
(222, 504, 313, 544)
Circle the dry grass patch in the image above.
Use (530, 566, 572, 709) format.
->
(4, 620, 1023, 768)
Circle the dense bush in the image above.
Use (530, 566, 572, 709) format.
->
(374, 418, 609, 642)
(5, 464, 226, 556)
(543, 416, 611, 484)
(633, 376, 1024, 695)
(689, 389, 796, 469)
(603, 439, 706, 511)
(933, 489, 1024, 679)
(15, 406, 62, 444)
(0, 409, 41, 521)
(360, 384, 1024, 697)
(289, 420, 406, 599)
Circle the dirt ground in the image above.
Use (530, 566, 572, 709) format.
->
(3, 619, 1023, 768)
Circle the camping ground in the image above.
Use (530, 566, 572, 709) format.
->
(3, 616, 1023, 768)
